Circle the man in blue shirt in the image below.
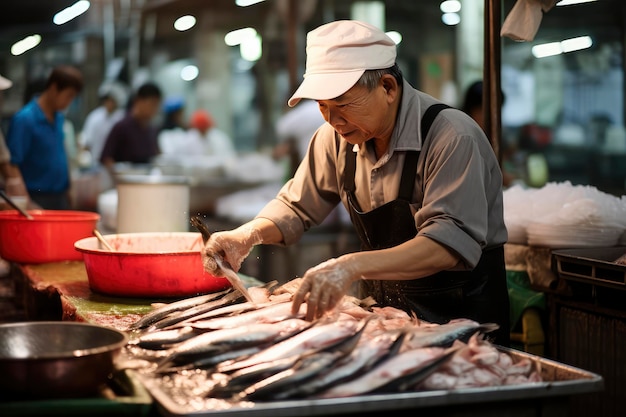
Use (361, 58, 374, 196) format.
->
(5, 66, 83, 209)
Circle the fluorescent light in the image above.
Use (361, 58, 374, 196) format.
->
(235, 0, 265, 6)
(442, 12, 460, 26)
(561, 36, 593, 53)
(556, 0, 596, 6)
(532, 36, 593, 58)
(440, 0, 461, 13)
(532, 41, 563, 58)
(385, 31, 402, 45)
(53, 0, 90, 25)
(224, 27, 257, 46)
(240, 34, 262, 62)
(11, 34, 42, 56)
(174, 15, 196, 32)
(181, 65, 199, 81)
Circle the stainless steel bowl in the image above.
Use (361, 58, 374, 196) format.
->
(0, 321, 128, 399)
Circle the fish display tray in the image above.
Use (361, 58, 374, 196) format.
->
(552, 247, 626, 290)
(139, 348, 603, 417)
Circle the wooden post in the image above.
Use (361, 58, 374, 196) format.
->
(484, 0, 503, 165)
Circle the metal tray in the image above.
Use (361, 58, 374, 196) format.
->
(139, 348, 603, 417)
(552, 247, 626, 290)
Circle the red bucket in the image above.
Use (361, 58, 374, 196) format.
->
(0, 210, 100, 264)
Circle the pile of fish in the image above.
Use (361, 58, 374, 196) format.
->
(121, 279, 542, 404)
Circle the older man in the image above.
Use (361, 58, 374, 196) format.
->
(202, 20, 510, 345)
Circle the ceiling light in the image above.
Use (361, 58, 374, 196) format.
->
(441, 12, 461, 26)
(174, 15, 196, 32)
(561, 36, 593, 53)
(532, 42, 562, 58)
(235, 0, 265, 6)
(440, 0, 461, 13)
(225, 27, 257, 46)
(532, 36, 593, 58)
(240, 34, 262, 62)
(53, 0, 90, 25)
(11, 34, 42, 56)
(181, 65, 199, 81)
(556, 0, 597, 6)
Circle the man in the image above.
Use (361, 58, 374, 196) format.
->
(99, 82, 162, 171)
(5, 66, 83, 209)
(80, 83, 126, 167)
(202, 20, 510, 345)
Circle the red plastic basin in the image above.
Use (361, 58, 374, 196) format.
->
(74, 232, 231, 298)
(0, 210, 100, 264)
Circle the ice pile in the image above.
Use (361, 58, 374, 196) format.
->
(503, 181, 626, 248)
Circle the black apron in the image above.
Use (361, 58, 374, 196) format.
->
(344, 104, 510, 346)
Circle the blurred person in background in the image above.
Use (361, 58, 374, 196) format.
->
(184, 109, 236, 159)
(158, 97, 188, 155)
(272, 99, 325, 178)
(461, 80, 519, 187)
(100, 82, 162, 174)
(79, 82, 127, 169)
(5, 65, 84, 210)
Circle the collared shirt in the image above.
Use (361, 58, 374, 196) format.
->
(6, 98, 69, 193)
(100, 114, 160, 164)
(256, 80, 508, 269)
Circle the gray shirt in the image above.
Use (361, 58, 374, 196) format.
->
(256, 80, 507, 269)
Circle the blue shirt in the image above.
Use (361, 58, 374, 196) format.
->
(6, 99, 70, 194)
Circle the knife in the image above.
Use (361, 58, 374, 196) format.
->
(190, 216, 254, 303)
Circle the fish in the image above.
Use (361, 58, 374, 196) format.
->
(190, 300, 305, 331)
(231, 317, 373, 401)
(127, 287, 234, 330)
(215, 319, 360, 373)
(316, 345, 456, 398)
(235, 350, 347, 402)
(146, 289, 244, 330)
(371, 346, 460, 393)
(403, 319, 499, 349)
(156, 346, 264, 374)
(207, 356, 301, 398)
(156, 318, 312, 371)
(273, 329, 407, 400)
(131, 326, 199, 350)
(190, 215, 254, 303)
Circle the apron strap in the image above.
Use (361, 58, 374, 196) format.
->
(344, 103, 452, 202)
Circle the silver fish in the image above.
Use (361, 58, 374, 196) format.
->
(216, 319, 359, 373)
(147, 289, 244, 330)
(131, 326, 199, 350)
(191, 300, 305, 330)
(274, 330, 406, 400)
(158, 318, 312, 370)
(317, 346, 455, 398)
(403, 319, 499, 349)
(127, 287, 234, 330)
(235, 350, 346, 402)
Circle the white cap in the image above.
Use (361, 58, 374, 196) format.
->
(0, 74, 13, 91)
(288, 20, 396, 107)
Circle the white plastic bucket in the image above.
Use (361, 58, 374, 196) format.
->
(116, 175, 190, 233)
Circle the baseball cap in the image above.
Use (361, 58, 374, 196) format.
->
(288, 20, 396, 107)
(0, 74, 13, 91)
(190, 109, 214, 131)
